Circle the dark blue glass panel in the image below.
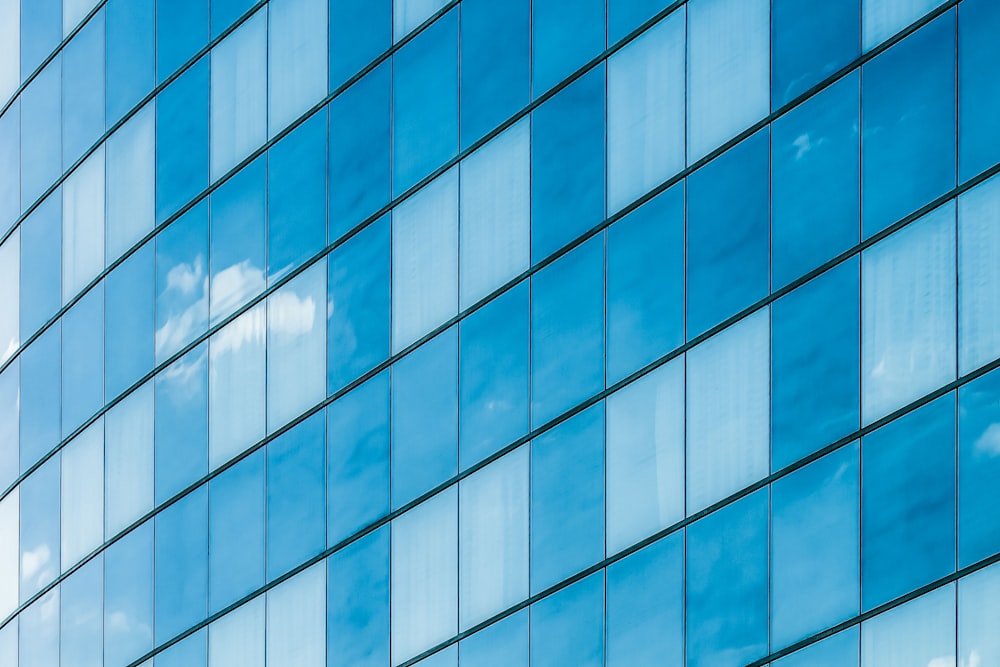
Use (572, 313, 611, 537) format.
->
(211, 0, 256, 38)
(154, 343, 209, 504)
(607, 532, 684, 666)
(20, 58, 61, 208)
(154, 486, 208, 643)
(154, 199, 209, 363)
(62, 11, 104, 167)
(19, 456, 59, 600)
(0, 102, 17, 233)
(391, 327, 458, 508)
(606, 183, 684, 384)
(959, 0, 1000, 182)
(267, 412, 326, 580)
(772, 259, 860, 469)
(156, 0, 209, 83)
(61, 287, 103, 437)
(327, 372, 389, 545)
(156, 58, 209, 224)
(531, 404, 605, 593)
(862, 11, 955, 237)
(531, 66, 605, 261)
(327, 215, 390, 393)
(61, 557, 103, 667)
(686, 489, 769, 667)
(531, 0, 604, 98)
(772, 0, 859, 107)
(862, 394, 956, 610)
(530, 572, 604, 667)
(959, 368, 1000, 566)
(104, 522, 153, 667)
(19, 193, 61, 340)
(19, 0, 60, 79)
(687, 128, 769, 338)
(0, 364, 16, 488)
(459, 0, 529, 148)
(460, 611, 528, 667)
(459, 282, 529, 469)
(328, 527, 390, 667)
(329, 63, 390, 241)
(268, 110, 327, 284)
(772, 73, 860, 288)
(531, 236, 604, 428)
(608, 0, 669, 44)
(210, 449, 264, 612)
(106, 242, 154, 399)
(774, 628, 859, 667)
(19, 324, 60, 472)
(330, 0, 390, 89)
(106, 0, 154, 124)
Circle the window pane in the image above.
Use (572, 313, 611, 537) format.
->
(861, 585, 956, 666)
(210, 598, 264, 667)
(61, 286, 104, 437)
(60, 420, 104, 570)
(268, 0, 327, 136)
(60, 556, 103, 667)
(0, 232, 17, 364)
(0, 620, 13, 666)
(328, 527, 390, 667)
(107, 104, 155, 261)
(393, 0, 447, 40)
(157, 630, 206, 667)
(156, 0, 209, 83)
(268, 566, 327, 667)
(104, 522, 153, 667)
(62, 11, 104, 168)
(20, 455, 59, 600)
(959, 563, 1000, 667)
(19, 190, 61, 340)
(105, 382, 154, 537)
(0, 99, 17, 235)
(0, 0, 17, 103)
(0, 363, 16, 489)
(209, 449, 264, 612)
(459, 610, 528, 667)
(958, 173, 1000, 374)
(156, 58, 209, 223)
(863, 0, 945, 50)
(959, 0, 1000, 182)
(329, 0, 390, 89)
(773, 628, 860, 667)
(154, 486, 208, 643)
(20, 325, 60, 472)
(106, 0, 154, 123)
(211, 0, 256, 37)
(20, 56, 60, 208)
(106, 242, 154, 399)
(210, 157, 266, 318)
(0, 489, 17, 619)
(62, 147, 105, 304)
(608, 0, 671, 43)
(19, 588, 58, 667)
(154, 343, 209, 504)
(958, 369, 1000, 567)
(531, 0, 604, 98)
(530, 572, 604, 667)
(155, 200, 209, 363)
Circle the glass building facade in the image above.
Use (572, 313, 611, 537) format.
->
(1, 0, 1000, 665)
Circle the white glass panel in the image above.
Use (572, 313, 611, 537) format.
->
(0, 231, 18, 363)
(864, 0, 944, 51)
(607, 356, 684, 554)
(266, 562, 326, 667)
(211, 9, 267, 180)
(0, 488, 17, 619)
(62, 146, 105, 303)
(209, 597, 265, 667)
(960, 563, 1000, 667)
(63, 0, 99, 36)
(959, 173, 1000, 374)
(107, 104, 155, 262)
(392, 168, 459, 352)
(61, 419, 104, 569)
(686, 308, 770, 513)
(862, 202, 956, 423)
(209, 304, 266, 468)
(459, 446, 529, 631)
(862, 585, 956, 667)
(607, 9, 685, 213)
(266, 261, 326, 432)
(268, 0, 328, 137)
(0, 0, 17, 103)
(105, 383, 154, 537)
(459, 119, 530, 309)
(687, 0, 769, 162)
(391, 487, 458, 663)
(394, 0, 448, 41)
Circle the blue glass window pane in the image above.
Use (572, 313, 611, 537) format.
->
(959, 564, 1000, 667)
(156, 58, 209, 224)
(64, 0, 100, 35)
(0, 621, 13, 666)
(20, 57, 60, 209)
(272, 573, 328, 667)
(391, 327, 458, 508)
(19, 192, 61, 340)
(0, 0, 15, 105)
(958, 369, 1000, 567)
(154, 486, 208, 643)
(773, 628, 860, 667)
(0, 101, 18, 233)
(155, 200, 209, 363)
(772, 0, 859, 107)
(608, 0, 670, 44)
(863, 0, 945, 50)
(328, 527, 390, 667)
(862, 12, 955, 237)
(61, 287, 104, 437)
(211, 0, 256, 37)
(531, 66, 605, 261)
(0, 488, 16, 617)
(861, 584, 956, 666)
(391, 9, 457, 195)
(327, 215, 390, 393)
(958, 174, 1000, 374)
(62, 147, 105, 304)
(0, 233, 17, 364)
(157, 630, 207, 667)
(959, 0, 1000, 182)
(60, 419, 103, 570)
(61, 557, 103, 667)
(607, 533, 684, 666)
(772, 73, 860, 288)
(104, 522, 153, 667)
(266, 412, 326, 580)
(0, 363, 16, 489)
(209, 449, 264, 612)
(19, 0, 60, 79)
(154, 343, 208, 504)
(862, 394, 955, 610)
(327, 372, 389, 545)
(106, 104, 155, 261)
(459, 283, 529, 469)
(209, 304, 265, 468)
(772, 260, 860, 469)
(531, 235, 604, 428)
(459, 611, 528, 667)
(459, 0, 529, 148)
(105, 383, 154, 537)
(20, 325, 60, 472)
(686, 488, 769, 667)
(268, 111, 327, 284)
(393, 0, 447, 41)
(210, 597, 264, 667)
(106, 0, 154, 124)
(106, 242, 154, 399)
(606, 184, 684, 383)
(19, 589, 58, 667)
(329, 0, 390, 90)
(531, 0, 604, 98)
(156, 0, 209, 83)
(268, 0, 328, 137)
(329, 63, 390, 242)
(19, 455, 59, 601)
(530, 572, 604, 667)
(62, 10, 104, 168)
(531, 404, 605, 593)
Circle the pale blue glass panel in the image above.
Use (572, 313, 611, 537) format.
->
(61, 10, 104, 168)
(0, 621, 13, 667)
(393, 0, 447, 41)
(62, 147, 105, 304)
(0, 489, 17, 619)
(0, 232, 17, 363)
(209, 450, 264, 612)
(531, 0, 604, 98)
(958, 174, 1000, 374)
(267, 261, 326, 431)
(106, 0, 154, 124)
(958, 369, 1000, 566)
(607, 532, 684, 667)
(0, 100, 18, 233)
(154, 486, 208, 643)
(267, 563, 326, 667)
(607, 9, 684, 214)
(391, 168, 458, 352)
(459, 611, 528, 667)
(106, 243, 154, 399)
(60, 420, 104, 570)
(330, 0, 390, 89)
(531, 404, 605, 593)
(155, 58, 209, 224)
(106, 103, 155, 261)
(391, 487, 458, 664)
(607, 358, 684, 554)
(19, 56, 60, 209)
(155, 200, 209, 363)
(209, 598, 264, 667)
(211, 8, 267, 181)
(863, 0, 944, 50)
(19, 456, 59, 601)
(19, 191, 61, 340)
(414, 646, 456, 667)
(156, 0, 209, 84)
(530, 572, 604, 667)
(105, 382, 154, 537)
(61, 556, 102, 667)
(328, 527, 390, 666)
(686, 309, 769, 513)
(773, 628, 860, 667)
(0, 363, 16, 490)
(459, 119, 530, 309)
(861, 585, 956, 666)
(269, 0, 327, 136)
(959, 0, 1000, 182)
(61, 285, 103, 437)
(959, 564, 1000, 667)
(459, 447, 529, 630)
(0, 0, 17, 103)
(104, 522, 153, 667)
(63, 0, 98, 34)
(154, 343, 209, 503)
(209, 304, 266, 469)
(19, 324, 60, 472)
(862, 203, 956, 424)
(20, 588, 59, 667)
(19, 0, 59, 80)
(157, 630, 206, 667)
(686, 0, 768, 162)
